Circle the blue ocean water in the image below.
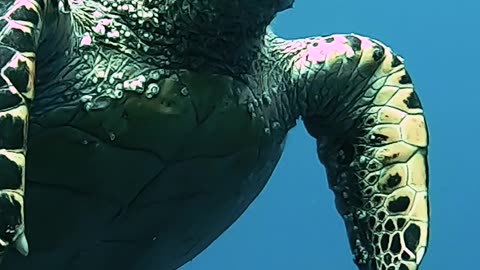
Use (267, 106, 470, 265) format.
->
(182, 0, 478, 269)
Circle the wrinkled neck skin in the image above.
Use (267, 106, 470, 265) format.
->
(34, 0, 304, 128)
(39, 0, 293, 74)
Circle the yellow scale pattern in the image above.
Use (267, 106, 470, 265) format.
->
(0, 0, 44, 258)
(283, 33, 430, 269)
(338, 36, 429, 270)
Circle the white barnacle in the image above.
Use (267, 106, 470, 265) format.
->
(145, 10, 154, 18)
(108, 132, 116, 141)
(247, 103, 256, 118)
(355, 210, 367, 219)
(261, 92, 272, 105)
(84, 102, 93, 111)
(146, 83, 160, 97)
(150, 70, 160, 80)
(80, 95, 93, 103)
(113, 89, 123, 99)
(180, 87, 189, 96)
(354, 239, 369, 264)
(247, 103, 254, 113)
(359, 155, 368, 165)
(96, 84, 105, 93)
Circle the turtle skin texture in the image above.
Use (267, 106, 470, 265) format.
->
(0, 0, 429, 270)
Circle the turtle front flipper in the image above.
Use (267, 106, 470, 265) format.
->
(0, 0, 46, 260)
(275, 34, 429, 269)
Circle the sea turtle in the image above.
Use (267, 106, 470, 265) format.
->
(0, 0, 429, 269)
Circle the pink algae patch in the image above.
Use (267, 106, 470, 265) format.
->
(10, 0, 38, 14)
(283, 35, 356, 70)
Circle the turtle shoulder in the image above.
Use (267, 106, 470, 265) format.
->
(3, 1, 296, 269)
